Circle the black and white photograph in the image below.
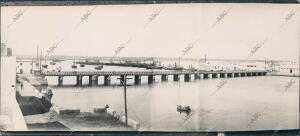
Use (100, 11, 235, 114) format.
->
(0, 1, 299, 135)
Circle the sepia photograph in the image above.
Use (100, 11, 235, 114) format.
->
(0, 1, 299, 135)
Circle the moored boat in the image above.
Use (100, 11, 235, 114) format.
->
(42, 64, 48, 68)
(72, 58, 77, 69)
(56, 66, 62, 72)
(165, 67, 184, 71)
(95, 65, 103, 70)
(177, 105, 191, 112)
(50, 61, 56, 65)
(72, 64, 77, 69)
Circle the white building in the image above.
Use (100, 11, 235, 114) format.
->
(276, 61, 299, 74)
(199, 60, 266, 71)
(0, 43, 27, 130)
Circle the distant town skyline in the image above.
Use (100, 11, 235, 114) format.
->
(14, 54, 296, 63)
(1, 3, 299, 62)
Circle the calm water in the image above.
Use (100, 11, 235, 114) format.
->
(18, 60, 299, 131)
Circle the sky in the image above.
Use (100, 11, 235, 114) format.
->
(1, 3, 299, 62)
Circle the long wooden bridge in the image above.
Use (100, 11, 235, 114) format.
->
(41, 70, 268, 86)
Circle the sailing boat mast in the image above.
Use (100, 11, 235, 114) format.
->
(178, 57, 181, 68)
(264, 57, 267, 71)
(37, 45, 39, 64)
(44, 52, 47, 65)
(72, 57, 77, 70)
(178, 77, 181, 104)
(199, 56, 201, 69)
(39, 50, 42, 72)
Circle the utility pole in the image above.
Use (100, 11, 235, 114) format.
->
(117, 76, 132, 127)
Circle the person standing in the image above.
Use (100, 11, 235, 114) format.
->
(20, 82, 24, 90)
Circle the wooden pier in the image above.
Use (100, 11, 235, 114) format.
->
(41, 70, 268, 86)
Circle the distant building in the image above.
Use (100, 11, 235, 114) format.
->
(239, 61, 265, 71)
(7, 48, 12, 56)
(198, 60, 266, 71)
(278, 61, 299, 74)
(1, 43, 12, 57)
(265, 60, 299, 75)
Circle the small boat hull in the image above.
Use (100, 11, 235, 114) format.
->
(95, 65, 103, 70)
(50, 62, 56, 65)
(42, 65, 48, 69)
(177, 105, 191, 112)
